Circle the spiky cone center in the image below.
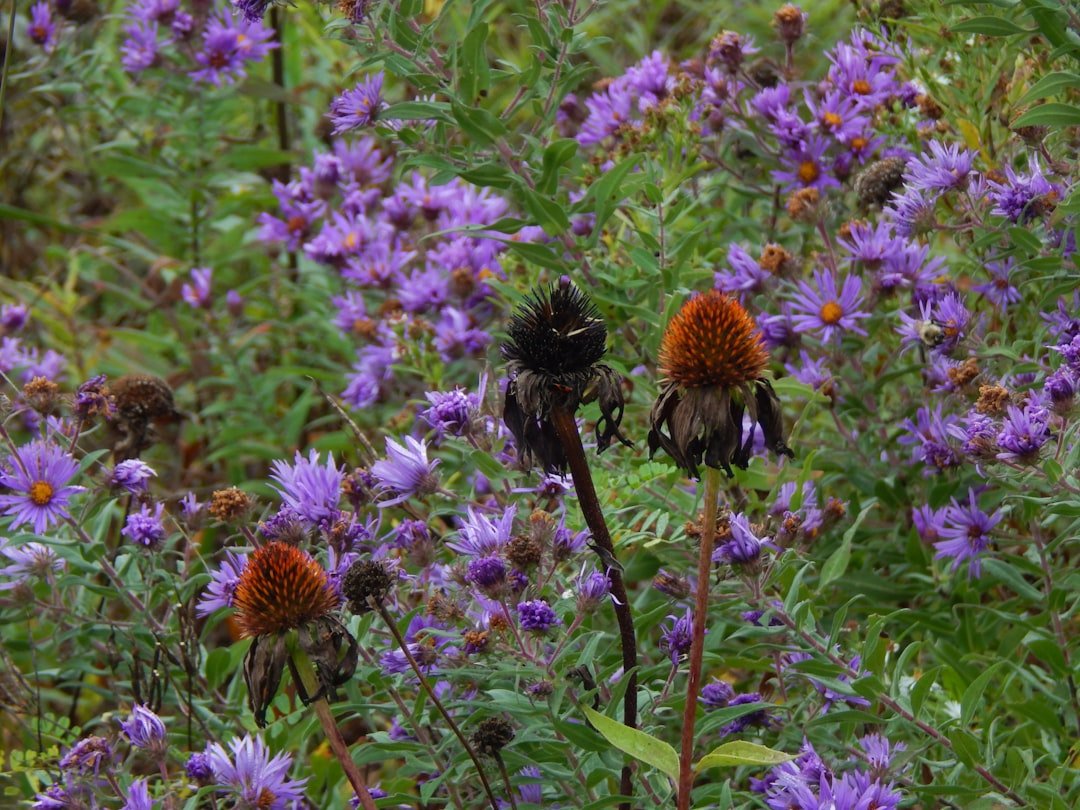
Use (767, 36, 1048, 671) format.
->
(503, 283, 607, 377)
(659, 291, 769, 388)
(233, 541, 339, 638)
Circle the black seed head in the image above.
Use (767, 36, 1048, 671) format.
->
(341, 560, 395, 613)
(503, 281, 607, 376)
(471, 716, 515, 756)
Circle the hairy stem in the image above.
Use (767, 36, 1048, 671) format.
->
(677, 466, 722, 810)
(372, 600, 502, 810)
(548, 403, 637, 809)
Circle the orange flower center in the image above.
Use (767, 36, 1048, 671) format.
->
(798, 161, 819, 184)
(29, 481, 54, 506)
(819, 301, 844, 324)
(232, 541, 339, 638)
(852, 79, 872, 95)
(658, 291, 769, 388)
(343, 232, 359, 249)
(255, 788, 276, 808)
(822, 112, 842, 129)
(851, 136, 868, 152)
(286, 215, 306, 234)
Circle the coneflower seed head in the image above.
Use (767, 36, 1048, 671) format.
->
(233, 541, 338, 637)
(659, 291, 769, 388)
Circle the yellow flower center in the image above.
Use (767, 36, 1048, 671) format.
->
(819, 301, 844, 325)
(255, 788, 276, 808)
(343, 232, 359, 249)
(852, 79, 872, 95)
(851, 136, 868, 152)
(29, 480, 54, 506)
(798, 161, 819, 184)
(822, 112, 842, 129)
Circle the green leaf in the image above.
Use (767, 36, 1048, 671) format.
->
(820, 499, 877, 586)
(960, 661, 1006, 727)
(451, 102, 508, 146)
(539, 139, 579, 196)
(458, 23, 491, 101)
(517, 187, 570, 235)
(951, 16, 1032, 36)
(948, 728, 981, 768)
(1012, 102, 1080, 129)
(580, 705, 679, 782)
(1016, 71, 1080, 107)
(695, 741, 797, 772)
(981, 558, 1044, 602)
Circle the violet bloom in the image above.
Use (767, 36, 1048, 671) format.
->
(0, 440, 84, 535)
(120, 705, 167, 757)
(112, 459, 157, 494)
(186, 750, 213, 783)
(933, 292, 971, 353)
(467, 555, 506, 593)
(700, 680, 734, 708)
(904, 141, 975, 192)
(232, 0, 270, 23)
(719, 693, 771, 736)
(59, 735, 114, 774)
(714, 514, 771, 564)
(517, 599, 560, 632)
(181, 267, 212, 308)
(787, 268, 870, 342)
(575, 569, 611, 610)
(974, 259, 1021, 310)
(448, 504, 516, 556)
(207, 734, 308, 809)
(859, 733, 906, 775)
(660, 609, 694, 664)
(329, 72, 386, 134)
(28, 2, 56, 51)
(122, 778, 153, 810)
(269, 450, 343, 525)
(773, 136, 841, 192)
(933, 489, 1003, 577)
(1045, 366, 1075, 408)
(371, 436, 440, 507)
(714, 243, 771, 299)
(190, 14, 276, 86)
(433, 307, 491, 361)
(987, 157, 1060, 223)
(121, 503, 167, 549)
(577, 82, 634, 146)
(32, 785, 72, 810)
(947, 410, 998, 460)
(996, 404, 1050, 462)
(0, 540, 65, 590)
(0, 304, 28, 333)
(785, 651, 870, 711)
(195, 550, 248, 616)
(420, 388, 479, 437)
(898, 405, 960, 474)
(121, 21, 160, 72)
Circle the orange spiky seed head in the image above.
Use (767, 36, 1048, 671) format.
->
(232, 542, 338, 638)
(658, 291, 769, 389)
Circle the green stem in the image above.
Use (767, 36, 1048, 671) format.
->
(677, 466, 722, 810)
(292, 651, 378, 810)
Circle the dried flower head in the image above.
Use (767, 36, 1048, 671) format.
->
(209, 488, 254, 522)
(649, 291, 793, 478)
(854, 156, 907, 209)
(108, 374, 181, 460)
(502, 279, 631, 472)
(22, 377, 60, 415)
(232, 542, 356, 726)
(471, 717, 515, 756)
(341, 559, 394, 613)
(773, 5, 807, 44)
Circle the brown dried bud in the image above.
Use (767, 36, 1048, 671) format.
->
(505, 534, 544, 570)
(786, 187, 821, 222)
(209, 488, 254, 522)
(342, 560, 394, 613)
(947, 358, 980, 388)
(773, 5, 807, 44)
(854, 157, 907, 209)
(975, 384, 1011, 415)
(758, 244, 796, 277)
(471, 717, 514, 757)
(22, 377, 61, 415)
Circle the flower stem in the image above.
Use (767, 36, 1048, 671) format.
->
(291, 650, 378, 810)
(548, 403, 637, 809)
(676, 465, 722, 810)
(372, 600, 502, 810)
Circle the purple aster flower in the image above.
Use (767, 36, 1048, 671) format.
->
(421, 388, 480, 438)
(787, 268, 870, 342)
(433, 307, 492, 361)
(934, 488, 1003, 577)
(444, 507, 516, 557)
(577, 82, 635, 146)
(552, 517, 589, 559)
(715, 513, 771, 564)
(898, 405, 960, 473)
(196, 550, 248, 616)
(575, 568, 611, 610)
(839, 220, 899, 271)
(826, 38, 898, 108)
(121, 503, 167, 549)
(1056, 334, 1080, 371)
(190, 14, 276, 86)
(232, 0, 270, 23)
(59, 735, 114, 774)
(660, 608, 694, 664)
(1, 304, 28, 333)
(269, 450, 343, 525)
(180, 492, 204, 522)
(0, 440, 84, 534)
(112, 459, 157, 494)
(786, 651, 871, 711)
(329, 72, 386, 133)
(700, 680, 734, 708)
(805, 90, 866, 142)
(708, 30, 758, 73)
(719, 693, 771, 736)
(773, 136, 841, 192)
(933, 292, 971, 353)
(181, 267, 212, 309)
(974, 258, 1021, 309)
(714, 243, 771, 299)
(74, 374, 114, 420)
(120, 705, 167, 757)
(258, 196, 325, 251)
(122, 778, 153, 810)
(859, 733, 906, 775)
(996, 404, 1050, 462)
(329, 291, 369, 337)
(1041, 292, 1080, 342)
(749, 84, 791, 121)
(624, 50, 675, 109)
(517, 599, 559, 632)
(186, 751, 213, 783)
(28, 2, 56, 51)
(904, 141, 975, 192)
(1045, 366, 1075, 408)
(784, 350, 833, 394)
(947, 409, 999, 459)
(987, 157, 1061, 223)
(467, 555, 507, 593)
(884, 186, 938, 237)
(371, 436, 440, 507)
(207, 734, 308, 809)
(121, 20, 160, 72)
(31, 785, 71, 810)
(0, 539, 64, 590)
(514, 766, 543, 805)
